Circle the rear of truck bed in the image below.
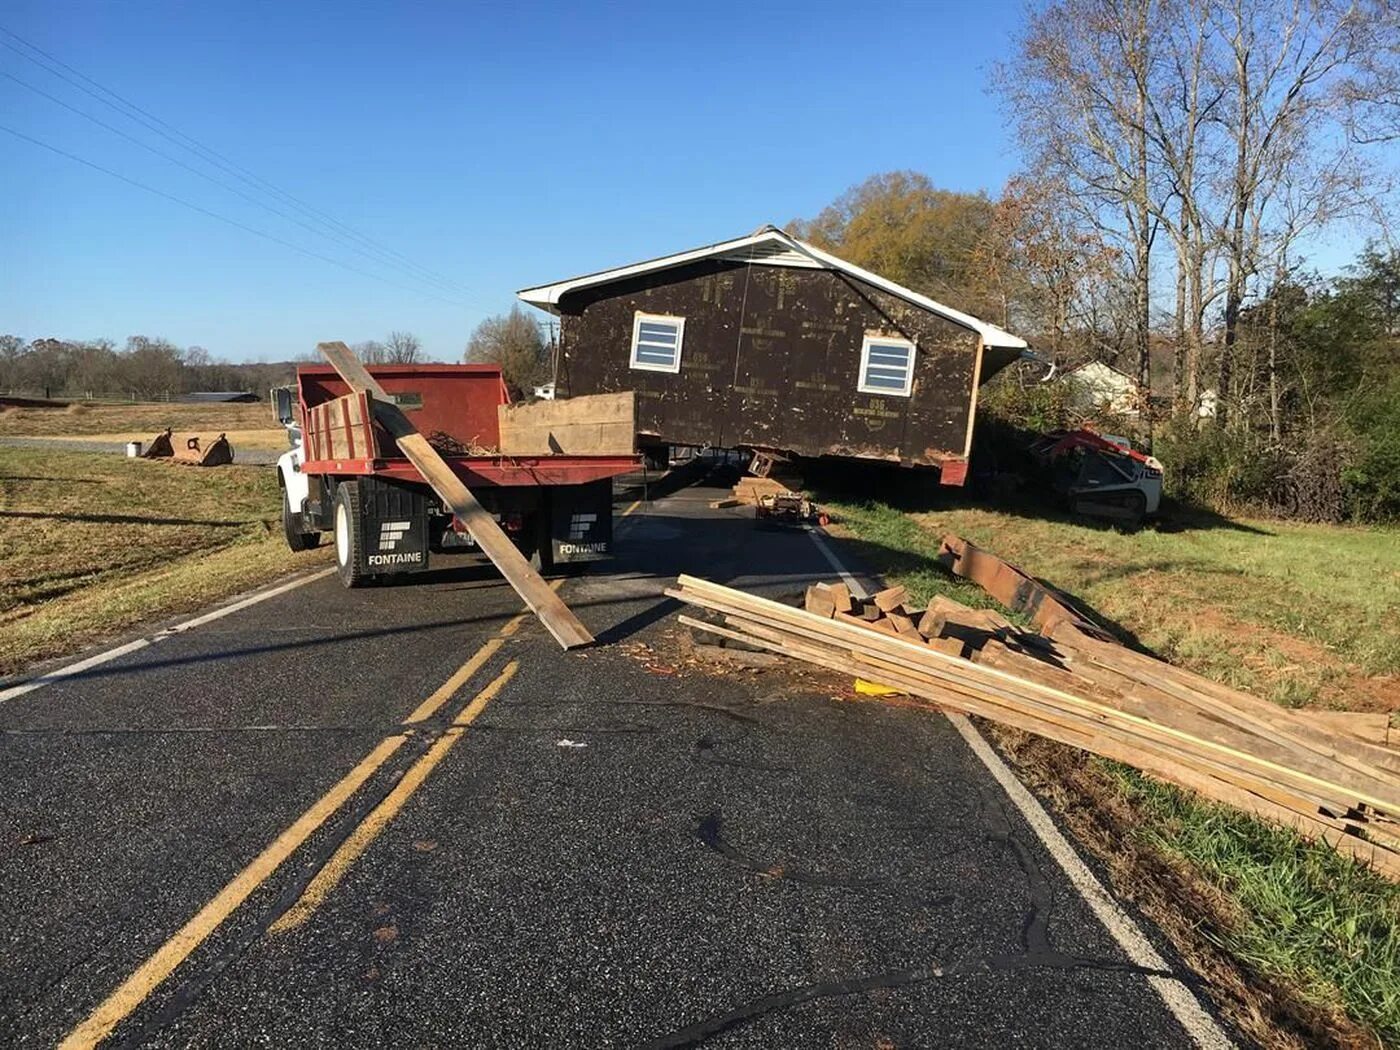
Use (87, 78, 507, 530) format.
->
(277, 364, 641, 586)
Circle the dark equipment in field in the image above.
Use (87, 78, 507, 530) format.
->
(1028, 428, 1164, 524)
(518, 226, 1028, 485)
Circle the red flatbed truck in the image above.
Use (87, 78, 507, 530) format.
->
(273, 363, 642, 587)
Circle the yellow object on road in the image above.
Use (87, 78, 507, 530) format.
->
(854, 678, 904, 697)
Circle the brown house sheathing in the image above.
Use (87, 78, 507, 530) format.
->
(555, 259, 986, 467)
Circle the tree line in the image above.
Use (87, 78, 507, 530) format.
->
(0, 334, 300, 402)
(0, 313, 552, 404)
(788, 0, 1400, 522)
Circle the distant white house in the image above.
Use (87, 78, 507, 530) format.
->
(1060, 361, 1143, 417)
(1195, 388, 1218, 419)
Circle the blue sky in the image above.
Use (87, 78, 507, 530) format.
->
(1, 1, 1030, 362)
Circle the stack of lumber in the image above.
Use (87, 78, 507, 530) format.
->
(710, 475, 806, 510)
(667, 574, 1400, 878)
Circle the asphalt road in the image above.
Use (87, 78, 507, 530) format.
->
(0, 467, 1234, 1048)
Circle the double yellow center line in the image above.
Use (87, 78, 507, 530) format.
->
(60, 604, 536, 1049)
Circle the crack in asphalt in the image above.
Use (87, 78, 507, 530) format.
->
(605, 698, 761, 724)
(639, 964, 947, 1050)
(665, 800, 1181, 1048)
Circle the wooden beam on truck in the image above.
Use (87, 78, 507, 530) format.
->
(317, 341, 593, 650)
(497, 391, 636, 456)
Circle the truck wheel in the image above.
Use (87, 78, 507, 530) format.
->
(282, 491, 320, 552)
(334, 481, 369, 588)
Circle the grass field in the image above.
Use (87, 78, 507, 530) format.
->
(0, 446, 328, 677)
(820, 490, 1400, 1048)
(827, 499, 1400, 711)
(0, 400, 287, 450)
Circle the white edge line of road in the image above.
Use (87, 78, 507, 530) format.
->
(807, 528, 1233, 1050)
(7, 480, 652, 707)
(0, 567, 337, 704)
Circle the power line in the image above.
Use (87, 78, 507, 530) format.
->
(0, 122, 470, 308)
(0, 69, 472, 299)
(0, 25, 470, 296)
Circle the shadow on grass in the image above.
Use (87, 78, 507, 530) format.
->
(821, 525, 1158, 658)
(0, 509, 249, 528)
(800, 455, 1273, 537)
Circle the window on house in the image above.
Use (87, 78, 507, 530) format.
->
(858, 335, 916, 396)
(630, 312, 685, 373)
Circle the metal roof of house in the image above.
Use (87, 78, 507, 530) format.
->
(517, 226, 1028, 350)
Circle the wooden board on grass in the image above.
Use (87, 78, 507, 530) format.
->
(318, 340, 593, 650)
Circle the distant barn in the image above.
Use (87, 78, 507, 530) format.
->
(518, 226, 1027, 482)
(179, 391, 259, 403)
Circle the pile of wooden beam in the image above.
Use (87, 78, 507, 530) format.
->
(667, 574, 1400, 877)
(710, 476, 793, 509)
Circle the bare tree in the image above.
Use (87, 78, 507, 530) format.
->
(999, 0, 1164, 431)
(1140, 0, 1226, 411)
(980, 175, 1119, 365)
(465, 307, 548, 396)
(352, 340, 387, 365)
(383, 330, 422, 364)
(1208, 0, 1388, 426)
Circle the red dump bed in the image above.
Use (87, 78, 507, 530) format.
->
(296, 363, 639, 487)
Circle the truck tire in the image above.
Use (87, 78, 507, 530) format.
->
(334, 481, 369, 588)
(282, 490, 320, 552)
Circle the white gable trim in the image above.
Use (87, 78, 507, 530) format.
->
(517, 227, 1027, 350)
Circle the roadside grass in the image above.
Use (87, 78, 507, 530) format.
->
(825, 497, 1400, 710)
(1102, 765, 1400, 1043)
(818, 490, 1400, 1047)
(0, 400, 286, 450)
(0, 446, 328, 677)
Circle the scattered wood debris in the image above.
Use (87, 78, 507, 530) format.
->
(666, 567, 1400, 879)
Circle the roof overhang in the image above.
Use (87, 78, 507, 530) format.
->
(516, 226, 1027, 350)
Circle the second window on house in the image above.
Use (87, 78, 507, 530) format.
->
(858, 334, 916, 396)
(630, 312, 685, 373)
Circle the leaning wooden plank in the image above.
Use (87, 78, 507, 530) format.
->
(497, 391, 635, 456)
(318, 341, 592, 650)
(940, 533, 1109, 638)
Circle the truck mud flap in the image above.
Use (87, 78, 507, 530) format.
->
(550, 479, 614, 563)
(361, 476, 432, 574)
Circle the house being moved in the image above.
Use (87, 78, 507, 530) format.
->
(518, 225, 1027, 483)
